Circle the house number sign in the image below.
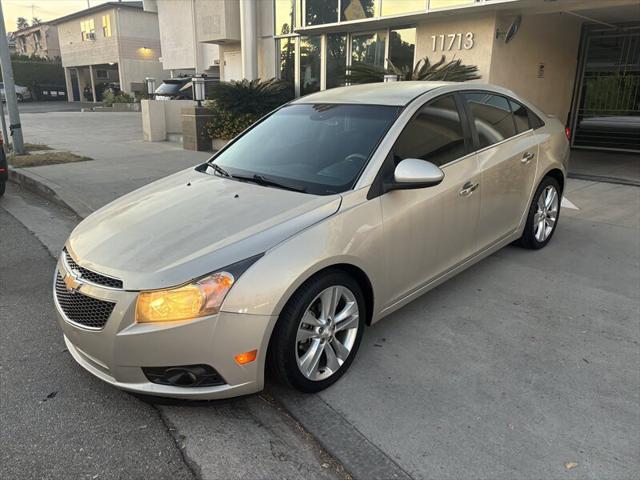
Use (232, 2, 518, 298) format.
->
(431, 32, 475, 51)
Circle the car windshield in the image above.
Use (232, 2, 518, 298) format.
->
(212, 104, 400, 195)
(155, 80, 188, 94)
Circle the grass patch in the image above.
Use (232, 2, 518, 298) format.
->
(25, 143, 53, 152)
(9, 151, 92, 168)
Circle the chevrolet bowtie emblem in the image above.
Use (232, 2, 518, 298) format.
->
(64, 270, 82, 293)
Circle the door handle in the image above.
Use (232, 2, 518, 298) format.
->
(521, 152, 535, 163)
(459, 181, 479, 197)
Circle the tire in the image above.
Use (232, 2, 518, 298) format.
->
(0, 180, 5, 198)
(519, 176, 561, 249)
(16, 94, 23, 102)
(267, 270, 366, 393)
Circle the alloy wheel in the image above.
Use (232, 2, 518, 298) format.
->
(533, 185, 559, 242)
(295, 285, 360, 381)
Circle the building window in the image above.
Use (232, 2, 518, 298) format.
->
(381, 0, 426, 16)
(341, 0, 378, 21)
(429, 0, 475, 10)
(351, 31, 387, 68)
(102, 15, 111, 37)
(388, 27, 416, 73)
(277, 37, 296, 95)
(327, 34, 347, 89)
(80, 19, 95, 41)
(306, 0, 339, 26)
(300, 36, 321, 95)
(274, 0, 295, 35)
(33, 31, 42, 50)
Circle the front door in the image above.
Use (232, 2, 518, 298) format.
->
(379, 94, 482, 308)
(462, 93, 539, 249)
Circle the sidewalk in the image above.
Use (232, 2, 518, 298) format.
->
(10, 111, 210, 217)
(9, 111, 640, 480)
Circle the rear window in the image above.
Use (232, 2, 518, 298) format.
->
(509, 99, 531, 133)
(463, 93, 517, 148)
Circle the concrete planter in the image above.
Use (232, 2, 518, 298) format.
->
(212, 138, 229, 151)
(111, 102, 141, 112)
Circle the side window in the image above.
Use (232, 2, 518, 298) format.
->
(463, 93, 517, 148)
(393, 95, 466, 167)
(509, 99, 531, 133)
(528, 110, 545, 129)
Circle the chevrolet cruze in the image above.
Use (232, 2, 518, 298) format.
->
(54, 82, 569, 399)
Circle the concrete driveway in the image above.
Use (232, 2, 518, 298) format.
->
(5, 110, 639, 479)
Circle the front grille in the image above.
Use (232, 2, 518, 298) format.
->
(63, 248, 123, 289)
(55, 273, 116, 329)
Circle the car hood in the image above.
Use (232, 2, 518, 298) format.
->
(67, 167, 341, 290)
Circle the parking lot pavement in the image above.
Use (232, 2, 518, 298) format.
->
(311, 180, 639, 479)
(12, 111, 210, 215)
(15, 101, 93, 114)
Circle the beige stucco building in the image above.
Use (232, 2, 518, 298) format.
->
(12, 22, 61, 59)
(55, 1, 167, 102)
(146, 0, 638, 153)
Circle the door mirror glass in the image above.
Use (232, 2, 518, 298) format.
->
(392, 158, 444, 189)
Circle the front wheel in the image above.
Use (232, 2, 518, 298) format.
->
(519, 176, 561, 249)
(267, 271, 365, 393)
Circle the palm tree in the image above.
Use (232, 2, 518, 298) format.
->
(209, 78, 294, 116)
(346, 54, 481, 84)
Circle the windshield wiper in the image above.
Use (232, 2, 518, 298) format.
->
(208, 163, 231, 178)
(232, 174, 306, 193)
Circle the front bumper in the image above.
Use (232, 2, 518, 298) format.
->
(54, 257, 276, 400)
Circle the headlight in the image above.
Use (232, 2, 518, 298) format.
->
(136, 272, 234, 323)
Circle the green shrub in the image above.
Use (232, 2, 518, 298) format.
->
(102, 91, 134, 106)
(204, 78, 293, 140)
(204, 101, 258, 140)
(209, 78, 293, 116)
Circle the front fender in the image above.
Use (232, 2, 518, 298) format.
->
(221, 190, 384, 319)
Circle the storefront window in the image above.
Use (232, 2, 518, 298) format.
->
(341, 0, 378, 21)
(388, 28, 416, 73)
(306, 0, 339, 26)
(274, 0, 295, 35)
(381, 0, 426, 16)
(300, 36, 322, 95)
(429, 0, 475, 10)
(327, 34, 348, 88)
(351, 31, 387, 68)
(277, 37, 296, 96)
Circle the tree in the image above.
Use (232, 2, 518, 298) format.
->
(32, 17, 42, 26)
(16, 17, 29, 30)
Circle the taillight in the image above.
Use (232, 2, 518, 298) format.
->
(565, 127, 571, 140)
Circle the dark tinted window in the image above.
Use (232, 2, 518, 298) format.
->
(528, 110, 545, 129)
(394, 95, 466, 167)
(509, 99, 531, 133)
(214, 104, 399, 195)
(464, 93, 517, 148)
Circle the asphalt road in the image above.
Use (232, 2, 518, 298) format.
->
(0, 207, 196, 480)
(0, 185, 348, 480)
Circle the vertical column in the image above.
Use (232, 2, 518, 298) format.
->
(88, 65, 97, 102)
(320, 34, 327, 91)
(239, 0, 258, 80)
(64, 67, 74, 102)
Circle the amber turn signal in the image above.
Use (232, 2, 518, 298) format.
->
(234, 349, 257, 365)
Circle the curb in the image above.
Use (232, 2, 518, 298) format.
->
(567, 172, 640, 187)
(9, 168, 93, 219)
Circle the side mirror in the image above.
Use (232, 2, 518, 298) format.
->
(386, 158, 444, 191)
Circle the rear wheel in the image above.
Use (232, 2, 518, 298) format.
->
(16, 94, 23, 102)
(519, 176, 561, 249)
(267, 271, 365, 393)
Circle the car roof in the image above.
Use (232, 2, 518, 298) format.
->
(291, 81, 456, 107)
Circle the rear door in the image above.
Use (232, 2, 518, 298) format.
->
(461, 92, 539, 250)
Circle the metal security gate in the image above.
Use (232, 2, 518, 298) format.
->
(570, 25, 640, 152)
